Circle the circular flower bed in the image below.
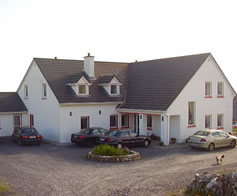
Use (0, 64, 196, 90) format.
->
(87, 144, 141, 162)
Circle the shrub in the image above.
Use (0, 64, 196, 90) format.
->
(92, 144, 129, 156)
(0, 182, 12, 194)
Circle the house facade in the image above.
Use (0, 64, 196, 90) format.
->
(0, 53, 235, 145)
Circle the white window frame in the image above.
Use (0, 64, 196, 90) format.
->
(24, 85, 28, 98)
(217, 82, 224, 97)
(205, 82, 212, 97)
(78, 84, 87, 95)
(42, 83, 47, 98)
(205, 115, 212, 128)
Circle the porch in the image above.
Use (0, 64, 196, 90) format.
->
(118, 109, 180, 145)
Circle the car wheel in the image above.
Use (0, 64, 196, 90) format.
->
(117, 143, 123, 149)
(230, 140, 236, 148)
(144, 139, 150, 147)
(208, 143, 215, 151)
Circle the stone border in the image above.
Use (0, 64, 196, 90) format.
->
(87, 151, 141, 162)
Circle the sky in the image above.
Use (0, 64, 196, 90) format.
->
(0, 0, 237, 92)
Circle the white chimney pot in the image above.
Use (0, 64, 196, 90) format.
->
(84, 53, 95, 78)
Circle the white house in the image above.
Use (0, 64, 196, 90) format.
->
(0, 92, 28, 136)
(1, 53, 236, 145)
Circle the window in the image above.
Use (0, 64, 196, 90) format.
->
(121, 114, 129, 128)
(205, 82, 212, 97)
(212, 132, 220, 138)
(120, 131, 129, 137)
(188, 102, 196, 126)
(30, 114, 34, 128)
(81, 116, 89, 129)
(129, 131, 137, 137)
(78, 85, 86, 95)
(92, 129, 101, 136)
(205, 115, 212, 128)
(14, 115, 21, 131)
(147, 115, 152, 130)
(110, 115, 118, 129)
(24, 85, 28, 98)
(217, 114, 224, 128)
(111, 85, 118, 95)
(217, 82, 224, 97)
(219, 131, 228, 138)
(42, 83, 47, 98)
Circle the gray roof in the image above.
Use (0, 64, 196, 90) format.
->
(120, 53, 210, 111)
(0, 92, 27, 112)
(34, 58, 128, 103)
(33, 53, 211, 110)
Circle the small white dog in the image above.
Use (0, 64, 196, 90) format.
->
(216, 155, 225, 165)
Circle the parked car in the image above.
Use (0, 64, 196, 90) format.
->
(96, 129, 152, 149)
(187, 129, 237, 151)
(12, 127, 42, 145)
(71, 127, 109, 147)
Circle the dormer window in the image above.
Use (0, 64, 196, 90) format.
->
(79, 85, 86, 95)
(67, 75, 91, 97)
(111, 85, 118, 95)
(97, 76, 122, 97)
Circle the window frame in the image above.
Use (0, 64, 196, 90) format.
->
(42, 83, 47, 99)
(121, 113, 129, 128)
(205, 115, 212, 129)
(24, 85, 28, 99)
(147, 115, 152, 130)
(217, 82, 224, 97)
(188, 102, 196, 127)
(81, 116, 90, 130)
(110, 114, 118, 129)
(217, 114, 224, 129)
(205, 82, 212, 98)
(78, 84, 87, 95)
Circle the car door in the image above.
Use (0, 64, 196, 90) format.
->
(120, 131, 131, 147)
(218, 131, 231, 146)
(90, 129, 101, 144)
(212, 131, 222, 147)
(128, 131, 139, 146)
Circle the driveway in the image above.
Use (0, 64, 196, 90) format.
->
(0, 137, 237, 196)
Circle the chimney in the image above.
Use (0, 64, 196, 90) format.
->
(84, 53, 95, 78)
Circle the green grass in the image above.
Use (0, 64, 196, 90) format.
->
(233, 128, 237, 133)
(0, 182, 12, 195)
(92, 144, 129, 156)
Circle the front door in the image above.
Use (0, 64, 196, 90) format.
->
(134, 114, 139, 134)
(13, 115, 21, 131)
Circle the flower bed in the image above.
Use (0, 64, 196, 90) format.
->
(87, 144, 141, 162)
(87, 150, 141, 162)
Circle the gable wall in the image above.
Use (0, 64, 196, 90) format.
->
(167, 55, 235, 142)
(17, 61, 61, 142)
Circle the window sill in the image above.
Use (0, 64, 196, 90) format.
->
(147, 127, 152, 131)
(110, 127, 118, 130)
(204, 96, 212, 98)
(217, 96, 224, 98)
(187, 125, 196, 128)
(217, 127, 224, 130)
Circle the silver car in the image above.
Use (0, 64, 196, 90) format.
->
(187, 129, 237, 151)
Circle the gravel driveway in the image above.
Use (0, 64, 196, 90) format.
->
(1, 137, 237, 196)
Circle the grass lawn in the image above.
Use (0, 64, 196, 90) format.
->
(233, 128, 237, 133)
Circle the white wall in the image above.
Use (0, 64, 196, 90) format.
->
(169, 115, 180, 140)
(167, 55, 235, 143)
(17, 61, 61, 142)
(0, 113, 27, 136)
(59, 104, 120, 143)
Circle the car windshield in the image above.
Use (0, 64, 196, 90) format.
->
(79, 129, 91, 135)
(21, 128, 38, 135)
(106, 130, 119, 137)
(194, 130, 210, 136)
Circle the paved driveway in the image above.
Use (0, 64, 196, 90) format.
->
(0, 137, 237, 196)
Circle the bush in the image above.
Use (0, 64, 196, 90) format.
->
(92, 144, 129, 156)
(0, 182, 12, 194)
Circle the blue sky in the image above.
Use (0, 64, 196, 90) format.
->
(0, 0, 237, 91)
